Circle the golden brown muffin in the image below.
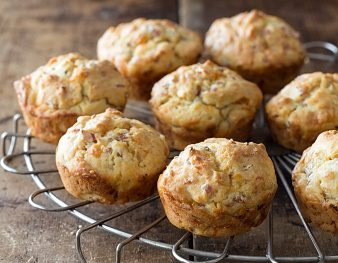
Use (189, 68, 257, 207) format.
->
(205, 10, 306, 94)
(292, 130, 338, 233)
(150, 60, 263, 150)
(266, 72, 338, 153)
(14, 53, 130, 144)
(56, 108, 169, 204)
(97, 18, 203, 100)
(158, 138, 277, 237)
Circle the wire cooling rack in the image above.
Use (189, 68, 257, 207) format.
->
(1, 41, 338, 263)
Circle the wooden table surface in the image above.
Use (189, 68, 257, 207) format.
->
(0, 1, 337, 262)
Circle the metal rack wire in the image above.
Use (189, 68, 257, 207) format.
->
(1, 41, 337, 263)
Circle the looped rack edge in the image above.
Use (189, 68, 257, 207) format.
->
(2, 114, 338, 263)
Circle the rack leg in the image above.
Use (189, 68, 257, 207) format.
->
(188, 234, 197, 261)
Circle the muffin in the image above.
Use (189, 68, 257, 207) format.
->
(56, 108, 169, 204)
(97, 18, 203, 100)
(14, 53, 130, 144)
(150, 60, 263, 150)
(266, 72, 338, 152)
(158, 138, 277, 237)
(292, 130, 338, 233)
(205, 10, 306, 94)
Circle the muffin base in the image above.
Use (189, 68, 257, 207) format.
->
(159, 188, 272, 237)
(294, 190, 338, 234)
(129, 80, 153, 101)
(265, 113, 332, 153)
(155, 118, 254, 150)
(57, 162, 158, 205)
(233, 62, 304, 95)
(21, 107, 78, 145)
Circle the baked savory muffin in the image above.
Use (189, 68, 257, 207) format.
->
(292, 130, 338, 233)
(150, 60, 263, 150)
(205, 10, 306, 94)
(266, 72, 338, 152)
(56, 108, 169, 204)
(97, 18, 203, 100)
(158, 138, 277, 237)
(14, 53, 130, 144)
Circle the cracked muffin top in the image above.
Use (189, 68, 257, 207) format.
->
(293, 130, 338, 204)
(97, 18, 202, 91)
(266, 72, 338, 151)
(158, 138, 277, 212)
(15, 53, 130, 116)
(57, 108, 169, 177)
(205, 10, 305, 72)
(150, 60, 262, 133)
(56, 108, 169, 203)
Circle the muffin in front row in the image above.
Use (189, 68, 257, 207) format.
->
(15, 53, 130, 144)
(150, 60, 263, 150)
(56, 108, 169, 204)
(293, 130, 338, 234)
(266, 72, 338, 152)
(158, 138, 277, 237)
(205, 10, 306, 94)
(98, 18, 203, 100)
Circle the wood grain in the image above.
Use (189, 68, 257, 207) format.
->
(0, 0, 337, 262)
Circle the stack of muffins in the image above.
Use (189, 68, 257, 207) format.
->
(15, 10, 337, 236)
